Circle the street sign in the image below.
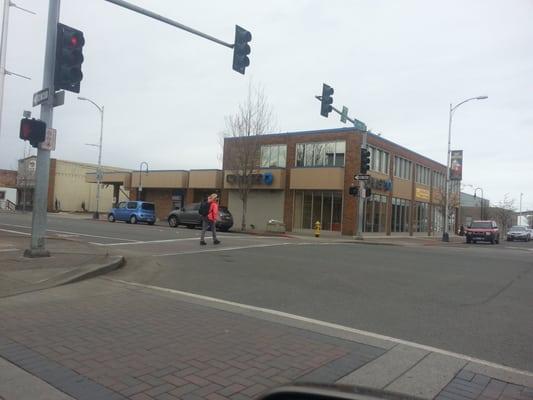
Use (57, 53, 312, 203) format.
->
(340, 106, 348, 123)
(354, 174, 370, 181)
(53, 90, 65, 107)
(353, 119, 367, 131)
(32, 88, 49, 107)
(39, 128, 56, 151)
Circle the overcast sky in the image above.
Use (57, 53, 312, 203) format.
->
(0, 0, 531, 210)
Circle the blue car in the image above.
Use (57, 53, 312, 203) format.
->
(107, 201, 156, 225)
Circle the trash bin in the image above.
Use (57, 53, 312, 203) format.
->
(266, 219, 286, 233)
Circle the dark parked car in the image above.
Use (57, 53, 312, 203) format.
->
(167, 203, 233, 232)
(506, 226, 531, 242)
(465, 220, 500, 244)
(107, 201, 156, 225)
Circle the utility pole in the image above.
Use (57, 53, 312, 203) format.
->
(0, 1, 35, 142)
(24, 0, 59, 258)
(315, 92, 368, 238)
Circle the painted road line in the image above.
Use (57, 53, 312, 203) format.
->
(90, 237, 201, 246)
(0, 222, 137, 242)
(110, 278, 533, 379)
(154, 242, 294, 257)
(0, 248, 19, 252)
(0, 228, 31, 236)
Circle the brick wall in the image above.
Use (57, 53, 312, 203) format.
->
(223, 128, 450, 235)
(143, 189, 174, 220)
(0, 169, 17, 187)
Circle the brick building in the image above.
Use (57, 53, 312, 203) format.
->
(222, 127, 459, 236)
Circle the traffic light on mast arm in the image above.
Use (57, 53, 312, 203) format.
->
(360, 148, 371, 174)
(54, 23, 85, 93)
(19, 118, 46, 148)
(232, 25, 251, 74)
(320, 83, 334, 117)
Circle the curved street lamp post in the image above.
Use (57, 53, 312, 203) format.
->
(443, 96, 488, 241)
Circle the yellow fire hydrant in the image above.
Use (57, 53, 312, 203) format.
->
(314, 221, 321, 238)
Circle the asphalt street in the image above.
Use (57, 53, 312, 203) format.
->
(2, 212, 532, 372)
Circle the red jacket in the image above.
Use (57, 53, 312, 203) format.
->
(208, 201, 219, 222)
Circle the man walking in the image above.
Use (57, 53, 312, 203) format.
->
(200, 194, 221, 246)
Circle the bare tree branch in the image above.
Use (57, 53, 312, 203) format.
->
(222, 83, 276, 231)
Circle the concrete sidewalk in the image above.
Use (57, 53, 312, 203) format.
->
(1, 278, 531, 400)
(0, 231, 123, 298)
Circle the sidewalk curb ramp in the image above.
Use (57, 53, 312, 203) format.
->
(0, 255, 124, 298)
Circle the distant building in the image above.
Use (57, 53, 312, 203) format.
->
(460, 192, 489, 208)
(0, 169, 17, 210)
(16, 156, 130, 213)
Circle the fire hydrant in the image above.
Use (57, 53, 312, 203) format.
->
(314, 221, 321, 238)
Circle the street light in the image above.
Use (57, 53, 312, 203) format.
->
(78, 96, 104, 219)
(443, 95, 488, 242)
(138, 162, 149, 200)
(472, 187, 485, 220)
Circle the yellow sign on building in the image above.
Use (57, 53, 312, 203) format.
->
(415, 187, 430, 201)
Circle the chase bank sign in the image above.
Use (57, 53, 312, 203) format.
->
(226, 172, 274, 186)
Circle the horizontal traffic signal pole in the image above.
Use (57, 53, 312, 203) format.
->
(104, 0, 234, 49)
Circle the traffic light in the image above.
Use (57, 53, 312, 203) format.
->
(232, 25, 251, 75)
(19, 118, 46, 148)
(54, 23, 85, 93)
(320, 84, 334, 117)
(360, 148, 371, 174)
(349, 186, 359, 196)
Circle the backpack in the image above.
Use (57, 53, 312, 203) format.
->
(198, 201, 210, 217)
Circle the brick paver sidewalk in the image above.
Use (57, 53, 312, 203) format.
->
(0, 279, 385, 400)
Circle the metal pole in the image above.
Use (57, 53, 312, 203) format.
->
(24, 0, 59, 258)
(104, 0, 233, 49)
(355, 130, 368, 239)
(443, 103, 452, 242)
(94, 106, 104, 219)
(0, 0, 10, 142)
(516, 193, 524, 225)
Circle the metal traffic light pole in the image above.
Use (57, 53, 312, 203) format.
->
(24, 0, 60, 258)
(315, 95, 368, 239)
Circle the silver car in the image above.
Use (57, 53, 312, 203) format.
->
(506, 226, 531, 242)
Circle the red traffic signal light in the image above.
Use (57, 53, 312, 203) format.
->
(54, 23, 85, 93)
(19, 118, 47, 148)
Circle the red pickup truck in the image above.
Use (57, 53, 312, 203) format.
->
(465, 220, 500, 244)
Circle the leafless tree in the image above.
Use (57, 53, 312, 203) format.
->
(223, 84, 276, 231)
(487, 194, 516, 232)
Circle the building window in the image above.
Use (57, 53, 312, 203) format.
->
(368, 146, 390, 174)
(416, 165, 430, 185)
(432, 171, 445, 190)
(394, 156, 412, 180)
(433, 205, 444, 233)
(391, 197, 411, 233)
(260, 144, 287, 168)
(293, 191, 343, 231)
(364, 194, 388, 233)
(414, 202, 429, 232)
(296, 141, 346, 167)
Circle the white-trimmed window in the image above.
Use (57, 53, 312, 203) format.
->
(394, 156, 412, 180)
(416, 165, 431, 185)
(296, 141, 346, 167)
(368, 146, 390, 174)
(260, 144, 287, 168)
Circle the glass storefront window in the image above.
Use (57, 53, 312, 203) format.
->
(391, 197, 411, 233)
(363, 194, 388, 233)
(415, 202, 429, 232)
(293, 191, 343, 232)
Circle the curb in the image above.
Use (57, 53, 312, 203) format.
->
(0, 255, 125, 299)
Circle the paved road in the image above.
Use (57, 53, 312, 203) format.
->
(2, 212, 532, 371)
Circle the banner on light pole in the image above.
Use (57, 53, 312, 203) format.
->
(450, 150, 463, 181)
